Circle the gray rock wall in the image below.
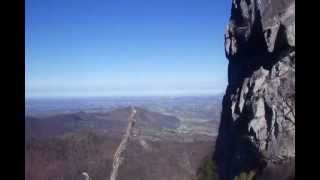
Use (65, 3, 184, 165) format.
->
(214, 0, 295, 179)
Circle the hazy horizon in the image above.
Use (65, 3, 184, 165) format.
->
(25, 91, 225, 100)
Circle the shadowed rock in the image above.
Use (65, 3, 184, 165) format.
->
(214, 0, 295, 179)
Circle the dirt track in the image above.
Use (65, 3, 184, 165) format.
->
(109, 106, 137, 180)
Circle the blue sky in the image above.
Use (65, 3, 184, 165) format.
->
(26, 0, 231, 97)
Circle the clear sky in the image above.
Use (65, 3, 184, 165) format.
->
(26, 0, 231, 98)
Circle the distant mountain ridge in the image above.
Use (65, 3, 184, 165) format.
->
(25, 106, 181, 141)
(26, 95, 223, 122)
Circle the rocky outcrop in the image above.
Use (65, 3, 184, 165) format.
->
(214, 0, 295, 180)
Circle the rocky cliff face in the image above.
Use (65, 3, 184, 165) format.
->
(214, 0, 295, 180)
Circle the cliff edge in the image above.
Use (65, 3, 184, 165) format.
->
(214, 0, 295, 179)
